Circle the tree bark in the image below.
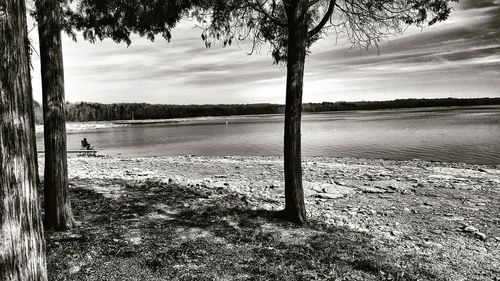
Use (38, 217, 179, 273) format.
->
(282, 0, 308, 224)
(36, 0, 75, 230)
(0, 0, 48, 280)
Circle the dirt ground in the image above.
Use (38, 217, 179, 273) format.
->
(40, 155, 500, 280)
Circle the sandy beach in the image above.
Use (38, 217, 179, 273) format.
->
(40, 155, 500, 280)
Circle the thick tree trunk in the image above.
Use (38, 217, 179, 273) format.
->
(282, 0, 308, 224)
(36, 0, 75, 230)
(0, 0, 48, 280)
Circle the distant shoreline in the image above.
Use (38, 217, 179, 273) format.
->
(34, 104, 500, 132)
(113, 104, 500, 125)
(33, 97, 500, 124)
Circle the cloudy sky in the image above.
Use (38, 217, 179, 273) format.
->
(29, 0, 500, 104)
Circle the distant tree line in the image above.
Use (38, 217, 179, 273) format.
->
(33, 97, 500, 123)
(302, 97, 500, 112)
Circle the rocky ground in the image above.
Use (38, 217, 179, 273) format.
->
(40, 155, 500, 280)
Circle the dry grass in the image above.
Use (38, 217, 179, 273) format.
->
(45, 176, 497, 281)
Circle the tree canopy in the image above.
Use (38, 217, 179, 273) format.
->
(61, 0, 458, 58)
(64, 0, 200, 44)
(198, 0, 458, 63)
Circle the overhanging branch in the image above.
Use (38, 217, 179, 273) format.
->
(247, 0, 286, 27)
(307, 0, 335, 38)
(307, 0, 322, 8)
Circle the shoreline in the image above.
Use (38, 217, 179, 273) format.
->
(38, 155, 500, 186)
(35, 121, 129, 133)
(39, 155, 500, 228)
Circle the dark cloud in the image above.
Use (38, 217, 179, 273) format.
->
(459, 0, 500, 9)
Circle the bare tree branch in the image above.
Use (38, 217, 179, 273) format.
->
(307, 0, 323, 8)
(307, 0, 335, 38)
(247, 0, 287, 27)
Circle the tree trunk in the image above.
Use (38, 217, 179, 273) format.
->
(0, 0, 48, 280)
(36, 0, 75, 230)
(282, 0, 308, 224)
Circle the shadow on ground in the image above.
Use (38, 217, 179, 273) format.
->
(46, 178, 440, 281)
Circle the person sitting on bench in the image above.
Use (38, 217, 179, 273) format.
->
(81, 138, 91, 150)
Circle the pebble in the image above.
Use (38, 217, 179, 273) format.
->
(463, 226, 479, 233)
(358, 186, 386, 193)
(391, 230, 403, 236)
(423, 241, 443, 249)
(431, 229, 443, 235)
(475, 232, 487, 241)
(69, 265, 81, 274)
(314, 193, 344, 199)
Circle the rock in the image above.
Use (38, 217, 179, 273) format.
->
(268, 183, 279, 189)
(314, 193, 344, 200)
(475, 232, 487, 241)
(391, 230, 403, 236)
(431, 229, 443, 235)
(494, 237, 500, 242)
(444, 215, 464, 221)
(304, 181, 354, 198)
(69, 265, 81, 274)
(423, 241, 443, 249)
(463, 226, 478, 233)
(128, 236, 142, 245)
(358, 186, 386, 193)
(51, 233, 83, 242)
(384, 185, 397, 191)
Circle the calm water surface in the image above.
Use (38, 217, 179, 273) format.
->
(36, 106, 500, 165)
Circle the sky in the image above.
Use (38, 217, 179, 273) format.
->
(29, 0, 500, 105)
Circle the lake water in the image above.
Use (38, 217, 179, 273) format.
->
(36, 106, 500, 165)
